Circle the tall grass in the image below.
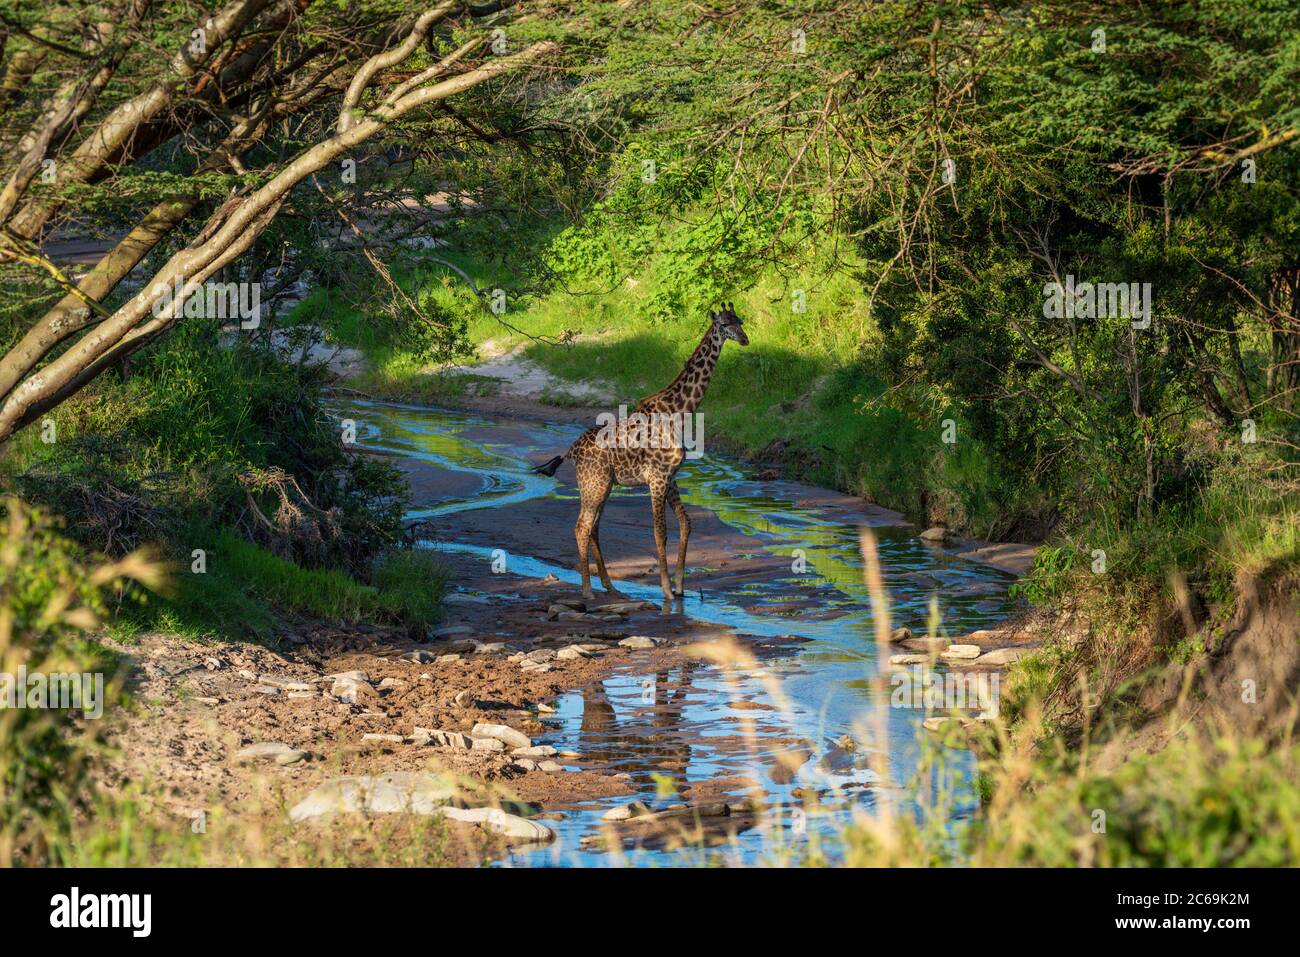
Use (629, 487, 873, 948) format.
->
(0, 500, 164, 865)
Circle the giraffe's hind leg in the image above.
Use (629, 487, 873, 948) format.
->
(667, 479, 690, 597)
(587, 488, 616, 593)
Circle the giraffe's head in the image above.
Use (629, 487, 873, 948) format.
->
(710, 302, 749, 346)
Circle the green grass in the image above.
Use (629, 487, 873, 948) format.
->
(297, 224, 1014, 534)
(120, 531, 447, 643)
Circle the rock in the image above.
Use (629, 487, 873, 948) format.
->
(254, 685, 279, 695)
(289, 772, 458, 821)
(361, 733, 407, 745)
(470, 736, 505, 752)
(330, 677, 372, 703)
(400, 650, 438, 663)
(378, 677, 400, 689)
(556, 610, 597, 622)
(512, 758, 538, 771)
(591, 601, 657, 614)
(889, 626, 913, 644)
(919, 526, 949, 542)
(472, 722, 532, 749)
(537, 760, 564, 772)
(939, 644, 981, 660)
(326, 670, 370, 683)
(203, 656, 224, 670)
(194, 696, 220, 706)
(556, 646, 591, 660)
(551, 598, 586, 611)
(474, 642, 507, 655)
(440, 807, 554, 844)
(236, 742, 308, 766)
(436, 654, 461, 664)
(601, 801, 651, 822)
(619, 636, 662, 650)
(973, 646, 1034, 666)
(414, 728, 472, 749)
(453, 690, 475, 708)
(536, 702, 556, 713)
(256, 676, 314, 691)
(520, 662, 554, 673)
(889, 653, 932, 666)
(525, 649, 557, 663)
(512, 745, 558, 758)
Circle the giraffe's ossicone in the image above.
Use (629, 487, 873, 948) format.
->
(533, 303, 750, 601)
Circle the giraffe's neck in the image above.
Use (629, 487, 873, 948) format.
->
(653, 324, 724, 414)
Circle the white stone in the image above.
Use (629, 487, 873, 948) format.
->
(472, 722, 531, 749)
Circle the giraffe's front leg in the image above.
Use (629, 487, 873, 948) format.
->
(649, 478, 673, 602)
(667, 480, 690, 597)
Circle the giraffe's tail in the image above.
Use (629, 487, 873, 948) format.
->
(533, 454, 566, 477)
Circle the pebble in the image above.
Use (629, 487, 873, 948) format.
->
(258, 674, 316, 692)
(472, 722, 532, 749)
(512, 758, 538, 772)
(619, 636, 662, 649)
(288, 772, 457, 821)
(413, 728, 471, 749)
(326, 670, 370, 683)
(591, 601, 657, 614)
(556, 646, 591, 660)
(601, 800, 651, 822)
(889, 654, 932, 666)
(972, 647, 1033, 666)
(537, 760, 564, 772)
(453, 690, 475, 707)
(361, 733, 407, 744)
(512, 745, 558, 758)
(440, 807, 554, 844)
(330, 678, 371, 703)
(939, 644, 981, 660)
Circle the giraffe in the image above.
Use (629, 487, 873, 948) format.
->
(534, 303, 749, 601)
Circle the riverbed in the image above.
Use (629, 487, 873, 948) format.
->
(339, 398, 1019, 865)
